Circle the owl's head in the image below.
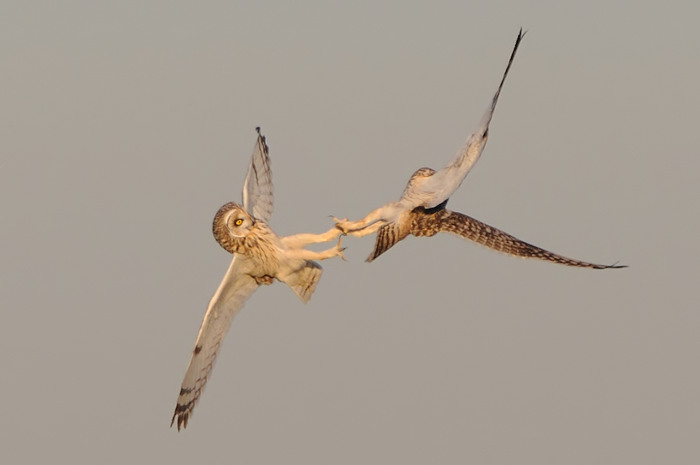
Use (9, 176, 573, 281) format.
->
(212, 202, 255, 253)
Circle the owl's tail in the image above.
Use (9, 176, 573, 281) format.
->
(282, 261, 323, 302)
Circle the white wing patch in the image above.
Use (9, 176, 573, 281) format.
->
(241, 127, 274, 222)
(419, 29, 524, 208)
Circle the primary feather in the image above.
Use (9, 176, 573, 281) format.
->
(242, 127, 274, 222)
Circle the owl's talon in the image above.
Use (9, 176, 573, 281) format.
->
(335, 236, 347, 260)
(337, 247, 347, 261)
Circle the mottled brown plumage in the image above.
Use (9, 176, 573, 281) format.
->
(337, 30, 625, 270)
(368, 202, 625, 269)
(212, 202, 280, 272)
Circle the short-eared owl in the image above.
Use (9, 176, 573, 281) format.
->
(171, 128, 345, 430)
(335, 30, 625, 269)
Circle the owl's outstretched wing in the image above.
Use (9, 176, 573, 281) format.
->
(412, 208, 626, 269)
(241, 127, 274, 222)
(420, 28, 524, 208)
(171, 256, 259, 430)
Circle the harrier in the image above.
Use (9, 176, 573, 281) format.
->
(335, 30, 624, 269)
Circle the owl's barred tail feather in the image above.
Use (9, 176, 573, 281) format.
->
(281, 261, 323, 302)
(425, 209, 626, 269)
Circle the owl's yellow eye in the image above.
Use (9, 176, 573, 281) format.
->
(234, 218, 243, 227)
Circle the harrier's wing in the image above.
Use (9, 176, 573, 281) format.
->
(415, 208, 625, 269)
(421, 29, 524, 208)
(171, 256, 259, 430)
(241, 127, 274, 222)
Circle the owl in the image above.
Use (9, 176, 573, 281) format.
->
(171, 128, 345, 430)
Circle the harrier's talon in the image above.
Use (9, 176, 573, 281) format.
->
(332, 216, 351, 234)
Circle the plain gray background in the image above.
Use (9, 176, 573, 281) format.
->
(2, 1, 699, 464)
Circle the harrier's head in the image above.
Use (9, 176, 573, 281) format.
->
(212, 202, 255, 253)
(409, 167, 437, 179)
(400, 167, 437, 200)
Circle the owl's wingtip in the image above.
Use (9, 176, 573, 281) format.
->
(170, 409, 189, 431)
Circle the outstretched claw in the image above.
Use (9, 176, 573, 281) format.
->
(331, 216, 351, 234)
(335, 236, 347, 261)
(320, 226, 343, 243)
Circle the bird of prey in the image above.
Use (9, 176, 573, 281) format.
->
(171, 128, 345, 430)
(334, 30, 624, 269)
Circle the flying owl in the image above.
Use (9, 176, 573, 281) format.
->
(335, 30, 625, 269)
(171, 128, 345, 430)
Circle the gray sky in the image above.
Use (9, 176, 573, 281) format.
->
(2, 1, 699, 464)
